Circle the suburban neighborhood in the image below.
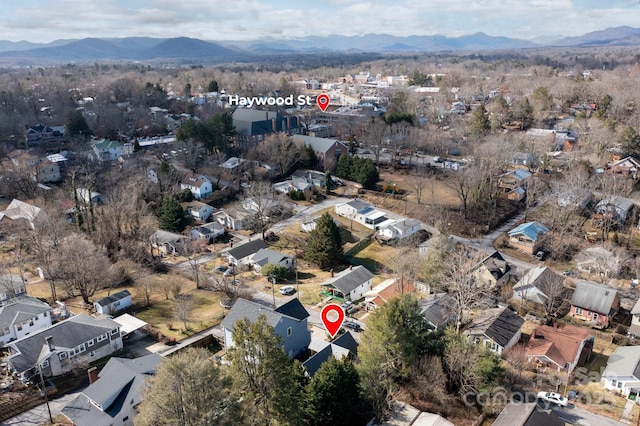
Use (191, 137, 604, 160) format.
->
(0, 13, 640, 426)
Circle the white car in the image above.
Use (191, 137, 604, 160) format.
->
(537, 391, 568, 407)
(279, 285, 295, 295)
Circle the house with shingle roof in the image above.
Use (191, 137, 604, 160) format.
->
(418, 293, 458, 331)
(291, 134, 348, 171)
(0, 273, 27, 303)
(61, 354, 162, 426)
(508, 221, 549, 255)
(570, 281, 619, 328)
(180, 173, 212, 199)
(321, 265, 374, 302)
(377, 218, 421, 241)
(0, 199, 43, 230)
(221, 298, 310, 359)
(601, 346, 640, 399)
(0, 296, 53, 346)
(150, 230, 189, 256)
(465, 307, 524, 355)
(303, 331, 358, 377)
(335, 199, 389, 230)
(250, 248, 294, 273)
(629, 299, 640, 338)
(526, 324, 589, 373)
(595, 195, 635, 225)
(512, 266, 568, 307)
(223, 239, 269, 266)
(364, 279, 416, 310)
(6, 313, 122, 381)
(471, 251, 511, 288)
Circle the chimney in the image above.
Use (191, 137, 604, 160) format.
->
(45, 336, 54, 351)
(553, 322, 558, 330)
(272, 118, 277, 132)
(330, 269, 334, 278)
(87, 367, 99, 384)
(531, 329, 536, 339)
(350, 265, 353, 270)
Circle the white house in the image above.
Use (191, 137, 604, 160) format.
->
(0, 296, 53, 345)
(320, 265, 374, 302)
(93, 290, 133, 315)
(180, 173, 212, 199)
(182, 200, 214, 221)
(0, 273, 27, 302)
(92, 139, 122, 162)
(223, 239, 269, 266)
(189, 222, 226, 243)
(601, 346, 640, 399)
(377, 218, 421, 241)
(250, 248, 294, 273)
(512, 266, 566, 306)
(335, 199, 389, 229)
(213, 209, 250, 231)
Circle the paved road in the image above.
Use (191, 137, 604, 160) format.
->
(549, 404, 627, 426)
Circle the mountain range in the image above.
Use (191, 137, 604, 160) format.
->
(0, 26, 638, 65)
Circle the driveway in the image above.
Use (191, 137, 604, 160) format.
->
(1, 388, 84, 426)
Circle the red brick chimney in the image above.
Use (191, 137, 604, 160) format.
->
(330, 269, 334, 278)
(553, 322, 558, 330)
(531, 329, 536, 339)
(87, 367, 99, 384)
(350, 265, 353, 270)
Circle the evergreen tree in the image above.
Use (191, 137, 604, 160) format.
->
(305, 357, 366, 426)
(514, 97, 534, 130)
(207, 79, 219, 92)
(620, 126, 640, 157)
(471, 104, 491, 137)
(157, 196, 186, 232)
(65, 109, 91, 139)
(229, 315, 307, 425)
(304, 212, 342, 270)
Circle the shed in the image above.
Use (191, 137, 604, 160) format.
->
(93, 290, 132, 315)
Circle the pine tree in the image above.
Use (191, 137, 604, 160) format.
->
(157, 196, 185, 232)
(471, 104, 491, 136)
(304, 212, 342, 270)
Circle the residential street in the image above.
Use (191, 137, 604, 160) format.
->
(550, 404, 627, 426)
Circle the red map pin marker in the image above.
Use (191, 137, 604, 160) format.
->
(321, 303, 345, 338)
(316, 93, 330, 112)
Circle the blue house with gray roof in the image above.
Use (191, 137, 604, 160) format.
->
(508, 221, 549, 255)
(221, 298, 310, 359)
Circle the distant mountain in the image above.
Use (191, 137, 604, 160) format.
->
(555, 26, 640, 47)
(137, 37, 241, 59)
(0, 27, 637, 65)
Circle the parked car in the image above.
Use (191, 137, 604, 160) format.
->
(341, 301, 353, 311)
(223, 268, 234, 276)
(279, 285, 295, 295)
(343, 320, 362, 332)
(215, 265, 228, 274)
(433, 156, 443, 163)
(535, 250, 547, 261)
(537, 391, 568, 407)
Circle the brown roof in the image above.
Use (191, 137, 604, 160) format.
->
(376, 280, 415, 304)
(181, 173, 209, 188)
(526, 324, 589, 369)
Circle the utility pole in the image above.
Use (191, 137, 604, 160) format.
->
(39, 366, 53, 424)
(271, 275, 276, 308)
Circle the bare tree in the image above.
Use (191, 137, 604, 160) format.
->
(505, 343, 530, 380)
(135, 273, 155, 307)
(174, 294, 194, 330)
(407, 168, 430, 205)
(53, 234, 121, 304)
(244, 180, 279, 239)
(362, 117, 389, 165)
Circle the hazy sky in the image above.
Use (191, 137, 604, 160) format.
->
(4, 0, 640, 43)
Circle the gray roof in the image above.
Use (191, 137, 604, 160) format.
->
(302, 332, 358, 376)
(0, 296, 52, 328)
(291, 134, 348, 154)
(321, 266, 375, 295)
(602, 346, 640, 380)
(570, 281, 618, 315)
(493, 402, 564, 426)
(232, 108, 299, 136)
(466, 307, 524, 348)
(344, 199, 373, 213)
(0, 199, 42, 223)
(224, 239, 268, 261)
(221, 298, 309, 331)
(513, 267, 565, 303)
(597, 195, 634, 213)
(94, 290, 131, 308)
(0, 273, 26, 292)
(251, 248, 292, 267)
(151, 230, 187, 245)
(62, 354, 162, 426)
(419, 293, 458, 329)
(7, 314, 119, 373)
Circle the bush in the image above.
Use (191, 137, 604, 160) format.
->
(260, 263, 289, 280)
